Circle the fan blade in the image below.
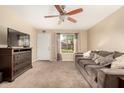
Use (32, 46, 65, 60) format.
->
(67, 17, 77, 23)
(54, 5, 64, 14)
(44, 15, 59, 18)
(66, 8, 83, 15)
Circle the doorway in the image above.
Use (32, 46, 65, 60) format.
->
(37, 33, 51, 61)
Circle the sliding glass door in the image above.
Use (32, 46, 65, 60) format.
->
(60, 34, 76, 54)
(59, 33, 77, 61)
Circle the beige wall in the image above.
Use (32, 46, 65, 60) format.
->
(88, 6, 124, 52)
(0, 6, 37, 61)
(37, 30, 87, 61)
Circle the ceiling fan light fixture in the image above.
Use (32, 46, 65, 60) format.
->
(59, 15, 66, 21)
(58, 19, 63, 25)
(44, 5, 83, 24)
(61, 5, 66, 10)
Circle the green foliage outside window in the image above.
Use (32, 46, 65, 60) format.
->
(60, 34, 75, 53)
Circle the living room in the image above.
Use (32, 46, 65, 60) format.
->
(0, 1, 124, 90)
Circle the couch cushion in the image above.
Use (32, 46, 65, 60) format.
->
(85, 64, 103, 69)
(85, 66, 98, 82)
(113, 51, 124, 58)
(94, 54, 114, 65)
(111, 55, 124, 69)
(79, 59, 96, 67)
(97, 51, 113, 57)
(85, 62, 111, 69)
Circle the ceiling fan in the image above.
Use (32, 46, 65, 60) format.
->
(44, 5, 83, 24)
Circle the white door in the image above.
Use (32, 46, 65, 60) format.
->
(37, 33, 51, 60)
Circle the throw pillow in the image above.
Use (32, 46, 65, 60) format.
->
(83, 51, 94, 59)
(98, 51, 113, 57)
(92, 53, 100, 62)
(111, 55, 124, 69)
(93, 54, 114, 65)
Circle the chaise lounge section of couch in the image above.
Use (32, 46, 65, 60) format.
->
(75, 51, 124, 88)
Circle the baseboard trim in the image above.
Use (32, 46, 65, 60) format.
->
(33, 59, 39, 62)
(35, 60, 52, 62)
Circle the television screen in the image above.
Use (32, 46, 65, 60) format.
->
(7, 28, 30, 48)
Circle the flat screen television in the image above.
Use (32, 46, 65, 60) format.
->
(7, 28, 30, 48)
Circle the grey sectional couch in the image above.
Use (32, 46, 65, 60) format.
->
(75, 51, 124, 88)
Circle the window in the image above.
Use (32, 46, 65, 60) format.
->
(60, 34, 76, 53)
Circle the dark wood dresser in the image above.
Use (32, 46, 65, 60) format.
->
(0, 48, 32, 81)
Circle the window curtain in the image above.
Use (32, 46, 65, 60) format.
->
(74, 33, 79, 53)
(56, 33, 62, 61)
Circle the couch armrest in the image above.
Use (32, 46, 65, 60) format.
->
(74, 53, 84, 62)
(97, 69, 119, 88)
(75, 52, 84, 54)
(100, 68, 124, 76)
(74, 53, 83, 57)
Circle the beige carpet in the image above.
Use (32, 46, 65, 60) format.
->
(0, 61, 90, 88)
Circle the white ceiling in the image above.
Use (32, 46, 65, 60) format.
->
(8, 5, 122, 30)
